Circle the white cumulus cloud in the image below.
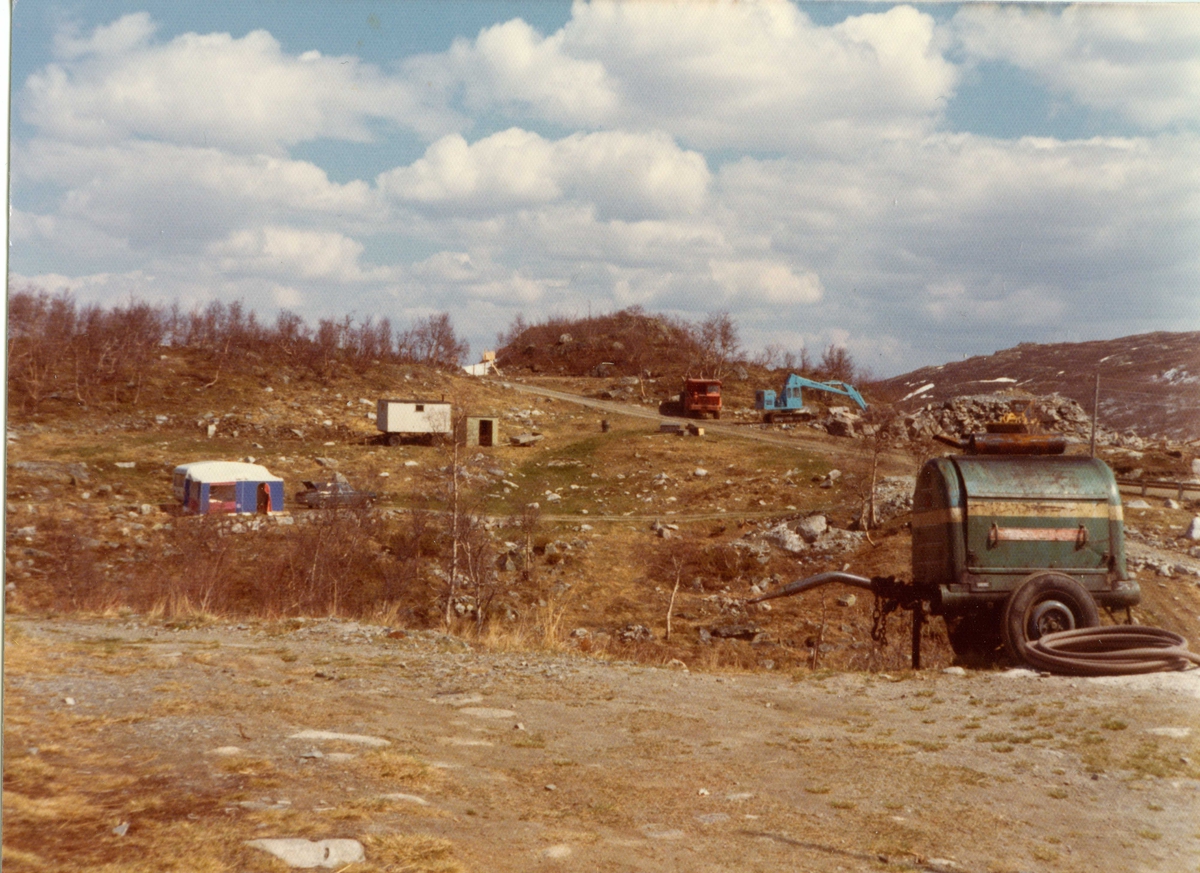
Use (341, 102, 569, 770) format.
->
(408, 2, 958, 153)
(409, 17, 619, 123)
(208, 226, 385, 282)
(13, 139, 382, 255)
(710, 259, 824, 304)
(953, 4, 1200, 129)
(20, 14, 451, 154)
(378, 128, 710, 220)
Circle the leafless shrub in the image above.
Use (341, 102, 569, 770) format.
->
(400, 313, 469, 368)
(7, 289, 167, 408)
(512, 502, 541, 584)
(7, 288, 77, 411)
(654, 539, 756, 590)
(140, 509, 397, 618)
(14, 517, 115, 613)
(7, 288, 474, 405)
(814, 343, 857, 383)
(457, 513, 498, 633)
(431, 414, 501, 628)
(853, 404, 900, 536)
(694, 311, 741, 379)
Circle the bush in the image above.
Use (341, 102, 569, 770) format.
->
(6, 288, 471, 411)
(134, 510, 438, 621)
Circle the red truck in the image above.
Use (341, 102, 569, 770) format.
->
(660, 378, 722, 420)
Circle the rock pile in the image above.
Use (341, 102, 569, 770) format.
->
(753, 516, 867, 557)
(889, 393, 1095, 443)
(852, 476, 915, 529)
(798, 392, 1160, 451)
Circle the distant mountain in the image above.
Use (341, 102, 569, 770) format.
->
(875, 332, 1200, 443)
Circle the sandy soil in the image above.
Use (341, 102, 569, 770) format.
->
(4, 616, 1199, 873)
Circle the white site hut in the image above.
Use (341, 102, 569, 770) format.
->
(376, 398, 453, 445)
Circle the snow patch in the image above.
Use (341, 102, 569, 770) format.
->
(1155, 368, 1198, 385)
(901, 383, 935, 402)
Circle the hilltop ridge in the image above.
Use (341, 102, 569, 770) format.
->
(876, 331, 1200, 442)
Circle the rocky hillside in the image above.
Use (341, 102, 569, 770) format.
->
(875, 332, 1200, 443)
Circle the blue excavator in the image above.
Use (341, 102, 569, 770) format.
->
(755, 374, 867, 423)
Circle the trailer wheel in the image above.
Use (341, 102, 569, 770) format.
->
(1003, 573, 1099, 662)
(386, 433, 402, 447)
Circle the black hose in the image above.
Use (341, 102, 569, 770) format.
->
(1021, 625, 1200, 676)
(746, 571, 875, 603)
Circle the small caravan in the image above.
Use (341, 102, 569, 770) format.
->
(376, 398, 452, 445)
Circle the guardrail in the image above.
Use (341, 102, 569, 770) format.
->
(1117, 477, 1200, 501)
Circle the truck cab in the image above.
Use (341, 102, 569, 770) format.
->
(682, 379, 722, 419)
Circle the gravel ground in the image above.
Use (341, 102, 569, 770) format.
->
(4, 616, 1200, 873)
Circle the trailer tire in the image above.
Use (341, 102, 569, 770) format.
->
(1003, 573, 1099, 662)
(386, 433, 402, 447)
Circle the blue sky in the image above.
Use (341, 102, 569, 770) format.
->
(9, 2, 1200, 377)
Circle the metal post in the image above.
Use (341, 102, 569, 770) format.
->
(910, 603, 923, 670)
(1089, 371, 1100, 457)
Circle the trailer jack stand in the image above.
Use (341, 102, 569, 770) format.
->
(910, 602, 924, 670)
(748, 571, 929, 669)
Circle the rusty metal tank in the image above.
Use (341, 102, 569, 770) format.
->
(749, 430, 1146, 666)
(913, 449, 1139, 616)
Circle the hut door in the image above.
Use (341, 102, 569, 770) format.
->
(479, 420, 493, 447)
(257, 482, 272, 514)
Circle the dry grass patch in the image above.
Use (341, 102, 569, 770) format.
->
(150, 695, 209, 717)
(215, 755, 276, 777)
(354, 834, 465, 873)
(3, 787, 105, 823)
(4, 742, 241, 873)
(89, 656, 151, 677)
(510, 731, 547, 749)
(347, 751, 448, 793)
(345, 796, 450, 820)
(3, 627, 75, 677)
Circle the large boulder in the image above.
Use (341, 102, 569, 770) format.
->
(764, 523, 806, 554)
(795, 515, 827, 543)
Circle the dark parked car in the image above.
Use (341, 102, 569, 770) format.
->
(295, 480, 378, 508)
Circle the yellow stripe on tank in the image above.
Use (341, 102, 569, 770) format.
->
(912, 502, 1122, 526)
(911, 507, 963, 527)
(967, 500, 1120, 520)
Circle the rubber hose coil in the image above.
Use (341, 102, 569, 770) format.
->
(1021, 625, 1200, 676)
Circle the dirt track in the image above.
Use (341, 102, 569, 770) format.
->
(501, 380, 893, 464)
(5, 617, 1199, 873)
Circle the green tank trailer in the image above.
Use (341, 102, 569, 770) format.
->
(751, 431, 1141, 666)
